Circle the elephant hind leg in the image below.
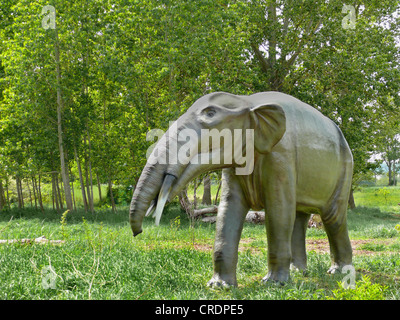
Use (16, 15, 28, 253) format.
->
(321, 195, 352, 273)
(290, 211, 310, 273)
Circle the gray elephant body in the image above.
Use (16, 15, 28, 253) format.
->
(130, 91, 353, 286)
(236, 92, 351, 213)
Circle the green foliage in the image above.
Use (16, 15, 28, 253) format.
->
(378, 187, 391, 205)
(353, 187, 400, 213)
(329, 275, 388, 300)
(1, 0, 399, 205)
(60, 209, 69, 240)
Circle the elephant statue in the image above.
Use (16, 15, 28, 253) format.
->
(129, 91, 353, 286)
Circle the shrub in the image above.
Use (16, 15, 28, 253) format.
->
(329, 275, 387, 300)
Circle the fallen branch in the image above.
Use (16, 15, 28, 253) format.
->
(201, 210, 266, 224)
(0, 235, 65, 245)
(193, 206, 218, 218)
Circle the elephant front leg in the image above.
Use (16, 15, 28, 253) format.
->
(262, 208, 295, 284)
(262, 162, 296, 284)
(208, 170, 249, 288)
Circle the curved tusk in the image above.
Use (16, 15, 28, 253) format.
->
(145, 200, 156, 217)
(154, 174, 177, 226)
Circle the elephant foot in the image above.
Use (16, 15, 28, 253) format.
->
(207, 275, 236, 289)
(327, 263, 353, 275)
(262, 269, 289, 285)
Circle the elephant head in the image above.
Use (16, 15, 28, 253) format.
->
(129, 92, 286, 236)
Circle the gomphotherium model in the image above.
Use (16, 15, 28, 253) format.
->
(130, 91, 353, 286)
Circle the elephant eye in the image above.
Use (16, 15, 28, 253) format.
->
(204, 107, 216, 118)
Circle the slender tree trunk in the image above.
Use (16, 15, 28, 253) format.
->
(193, 178, 198, 209)
(37, 175, 44, 212)
(27, 180, 33, 208)
(74, 145, 88, 212)
(71, 180, 76, 211)
(83, 135, 94, 213)
(0, 180, 4, 210)
(54, 25, 73, 211)
(97, 173, 102, 203)
(31, 177, 38, 209)
(56, 173, 64, 210)
(84, 151, 93, 212)
(388, 160, 393, 186)
(178, 187, 194, 218)
(20, 178, 24, 208)
(16, 176, 22, 209)
(87, 130, 94, 212)
(202, 174, 212, 205)
(6, 179, 10, 209)
(108, 178, 117, 213)
(52, 173, 59, 212)
(214, 180, 222, 205)
(15, 177, 19, 208)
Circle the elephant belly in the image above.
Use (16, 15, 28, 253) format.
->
(295, 143, 342, 211)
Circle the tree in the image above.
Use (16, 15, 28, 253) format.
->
(375, 101, 400, 186)
(240, 0, 400, 206)
(202, 174, 212, 205)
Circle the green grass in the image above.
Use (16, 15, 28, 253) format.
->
(353, 186, 400, 213)
(0, 198, 400, 300)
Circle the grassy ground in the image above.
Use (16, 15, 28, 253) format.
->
(0, 190, 399, 299)
(353, 186, 400, 213)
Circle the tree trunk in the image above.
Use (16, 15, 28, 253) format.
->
(178, 187, 194, 218)
(27, 180, 33, 208)
(31, 177, 38, 209)
(6, 179, 10, 210)
(38, 175, 44, 212)
(108, 178, 117, 213)
(388, 160, 393, 185)
(214, 180, 222, 205)
(202, 174, 212, 205)
(97, 173, 102, 203)
(33, 175, 44, 212)
(0, 180, 4, 210)
(348, 188, 356, 210)
(193, 205, 218, 217)
(71, 180, 76, 211)
(87, 130, 94, 212)
(56, 173, 64, 210)
(84, 135, 94, 213)
(74, 145, 88, 212)
(16, 176, 22, 209)
(52, 173, 59, 212)
(54, 26, 73, 211)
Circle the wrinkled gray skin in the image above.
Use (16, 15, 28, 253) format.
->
(130, 92, 353, 286)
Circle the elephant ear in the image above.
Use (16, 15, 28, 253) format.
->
(249, 104, 286, 154)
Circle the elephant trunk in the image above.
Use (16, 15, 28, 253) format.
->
(129, 162, 166, 236)
(129, 125, 182, 236)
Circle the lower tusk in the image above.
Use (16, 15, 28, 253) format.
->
(145, 200, 156, 217)
(154, 174, 176, 226)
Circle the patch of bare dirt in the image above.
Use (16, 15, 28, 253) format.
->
(306, 239, 399, 255)
(167, 238, 400, 256)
